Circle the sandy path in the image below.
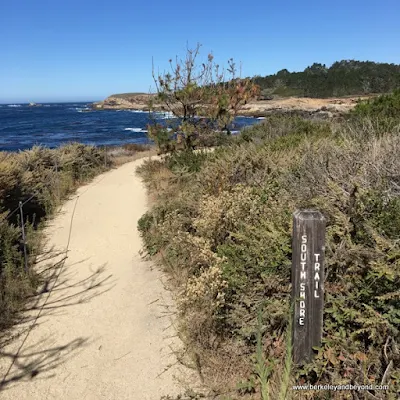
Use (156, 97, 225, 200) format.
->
(0, 157, 191, 399)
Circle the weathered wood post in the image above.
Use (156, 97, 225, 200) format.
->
(291, 209, 326, 364)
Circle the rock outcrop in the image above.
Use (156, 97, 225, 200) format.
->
(237, 96, 367, 119)
(91, 93, 160, 111)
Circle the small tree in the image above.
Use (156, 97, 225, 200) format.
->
(147, 43, 260, 152)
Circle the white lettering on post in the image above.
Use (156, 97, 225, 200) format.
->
(298, 235, 307, 326)
(314, 253, 321, 299)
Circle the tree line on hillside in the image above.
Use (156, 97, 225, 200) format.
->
(252, 60, 400, 98)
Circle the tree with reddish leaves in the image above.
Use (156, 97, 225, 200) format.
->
(147, 43, 260, 153)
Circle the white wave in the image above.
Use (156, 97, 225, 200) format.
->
(8, 104, 22, 108)
(116, 109, 147, 113)
(155, 111, 175, 119)
(68, 107, 89, 112)
(125, 109, 147, 113)
(124, 128, 147, 133)
(124, 128, 142, 132)
(257, 116, 266, 120)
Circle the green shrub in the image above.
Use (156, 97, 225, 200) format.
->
(352, 89, 400, 118)
(234, 115, 333, 149)
(349, 90, 400, 135)
(166, 149, 211, 174)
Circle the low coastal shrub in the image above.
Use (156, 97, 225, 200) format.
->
(138, 113, 400, 399)
(352, 89, 400, 119)
(0, 143, 108, 337)
(348, 90, 400, 135)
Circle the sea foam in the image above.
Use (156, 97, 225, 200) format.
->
(124, 128, 147, 133)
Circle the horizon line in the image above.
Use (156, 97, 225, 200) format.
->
(0, 100, 101, 105)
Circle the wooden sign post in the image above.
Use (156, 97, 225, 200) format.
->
(291, 210, 326, 364)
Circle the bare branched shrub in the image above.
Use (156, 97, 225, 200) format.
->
(148, 43, 260, 152)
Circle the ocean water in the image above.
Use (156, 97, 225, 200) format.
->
(0, 102, 260, 152)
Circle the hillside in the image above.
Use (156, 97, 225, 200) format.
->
(136, 92, 400, 398)
(253, 60, 400, 98)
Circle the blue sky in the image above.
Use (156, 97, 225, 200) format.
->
(1, 0, 399, 103)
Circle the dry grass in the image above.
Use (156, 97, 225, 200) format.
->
(103, 143, 157, 166)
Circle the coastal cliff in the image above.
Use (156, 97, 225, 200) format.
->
(92, 92, 373, 119)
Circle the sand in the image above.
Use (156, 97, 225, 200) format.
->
(0, 157, 193, 399)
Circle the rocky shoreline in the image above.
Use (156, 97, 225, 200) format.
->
(91, 93, 373, 119)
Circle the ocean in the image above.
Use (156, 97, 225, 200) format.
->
(0, 102, 260, 152)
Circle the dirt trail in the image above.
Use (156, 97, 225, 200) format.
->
(0, 157, 193, 399)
